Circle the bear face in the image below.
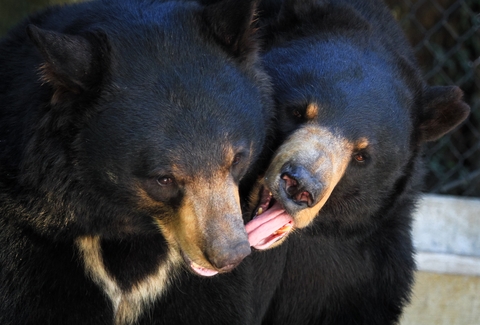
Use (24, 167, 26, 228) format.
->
(0, 0, 270, 283)
(246, 0, 469, 249)
(70, 7, 268, 274)
(261, 40, 415, 228)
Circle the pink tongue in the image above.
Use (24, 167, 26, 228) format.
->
(245, 201, 294, 250)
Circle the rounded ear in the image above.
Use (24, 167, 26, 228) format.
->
(419, 86, 470, 142)
(26, 25, 108, 102)
(201, 0, 259, 59)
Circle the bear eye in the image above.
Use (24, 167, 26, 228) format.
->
(157, 176, 174, 186)
(353, 153, 367, 163)
(232, 153, 242, 166)
(292, 109, 302, 118)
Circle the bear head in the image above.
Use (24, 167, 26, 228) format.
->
(246, 0, 470, 249)
(2, 0, 271, 275)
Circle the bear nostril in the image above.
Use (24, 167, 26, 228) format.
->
(281, 168, 321, 207)
(282, 172, 312, 204)
(281, 172, 299, 197)
(295, 190, 314, 207)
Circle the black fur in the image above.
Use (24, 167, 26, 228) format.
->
(0, 0, 273, 324)
(247, 0, 470, 324)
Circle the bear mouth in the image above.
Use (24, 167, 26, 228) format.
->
(245, 187, 294, 250)
(181, 252, 219, 277)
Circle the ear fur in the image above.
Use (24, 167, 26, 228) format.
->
(202, 0, 258, 58)
(26, 25, 106, 101)
(262, 0, 370, 45)
(420, 86, 470, 142)
(279, 0, 329, 20)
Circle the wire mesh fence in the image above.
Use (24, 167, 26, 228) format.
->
(386, 0, 480, 197)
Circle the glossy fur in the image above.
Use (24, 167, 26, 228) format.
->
(247, 0, 470, 324)
(0, 0, 272, 324)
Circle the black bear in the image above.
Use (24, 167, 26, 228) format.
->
(244, 0, 470, 324)
(0, 0, 272, 324)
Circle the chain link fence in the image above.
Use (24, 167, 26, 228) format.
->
(1, 0, 479, 197)
(386, 0, 480, 197)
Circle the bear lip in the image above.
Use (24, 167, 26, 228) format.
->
(189, 260, 219, 277)
(245, 188, 294, 250)
(181, 252, 219, 277)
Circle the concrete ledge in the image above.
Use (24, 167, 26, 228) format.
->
(401, 272, 480, 325)
(416, 252, 480, 276)
(413, 194, 480, 257)
(400, 196, 480, 324)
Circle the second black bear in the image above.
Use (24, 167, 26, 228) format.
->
(245, 0, 470, 324)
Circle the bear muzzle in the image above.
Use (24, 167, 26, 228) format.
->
(207, 239, 251, 272)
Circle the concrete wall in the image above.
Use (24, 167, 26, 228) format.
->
(413, 194, 480, 259)
(401, 194, 480, 325)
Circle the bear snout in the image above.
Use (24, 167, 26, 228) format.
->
(280, 165, 323, 208)
(208, 240, 251, 272)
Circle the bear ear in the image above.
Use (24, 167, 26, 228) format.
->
(277, 0, 330, 23)
(419, 86, 470, 142)
(271, 0, 369, 36)
(202, 0, 258, 58)
(26, 25, 104, 98)
(279, 0, 326, 19)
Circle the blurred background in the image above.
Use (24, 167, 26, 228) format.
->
(1, 0, 479, 324)
(386, 0, 479, 198)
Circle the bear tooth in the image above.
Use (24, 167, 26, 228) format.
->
(257, 207, 263, 215)
(273, 224, 292, 236)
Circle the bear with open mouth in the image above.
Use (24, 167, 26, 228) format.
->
(244, 0, 470, 324)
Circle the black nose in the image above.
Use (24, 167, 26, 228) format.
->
(209, 240, 251, 272)
(281, 165, 323, 207)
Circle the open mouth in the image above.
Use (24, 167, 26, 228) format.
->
(245, 187, 294, 250)
(181, 252, 218, 277)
